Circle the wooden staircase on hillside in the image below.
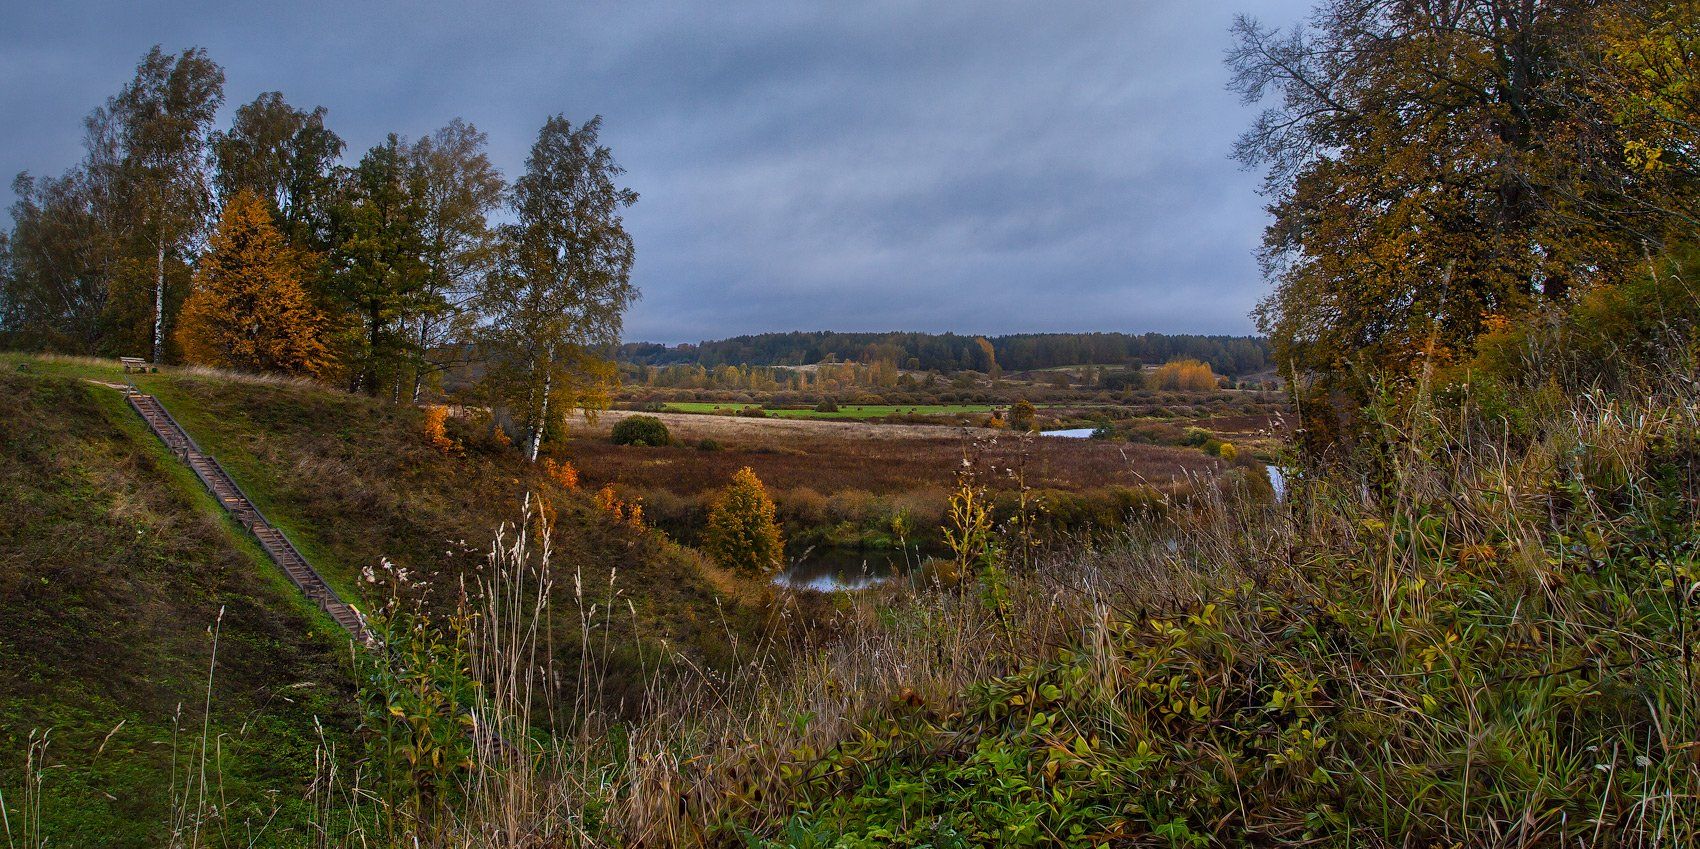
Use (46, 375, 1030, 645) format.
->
(125, 389, 370, 641)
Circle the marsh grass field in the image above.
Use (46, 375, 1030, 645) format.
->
(578, 408, 1233, 495)
(654, 401, 1007, 420)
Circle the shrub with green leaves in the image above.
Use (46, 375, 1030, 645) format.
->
(610, 414, 671, 446)
(1009, 398, 1037, 431)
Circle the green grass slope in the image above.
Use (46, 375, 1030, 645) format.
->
(4, 351, 766, 704)
(141, 370, 758, 692)
(0, 367, 354, 848)
(747, 397, 1700, 846)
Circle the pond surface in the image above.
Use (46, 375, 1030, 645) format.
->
(774, 548, 909, 592)
(1267, 464, 1287, 501)
(1040, 427, 1097, 438)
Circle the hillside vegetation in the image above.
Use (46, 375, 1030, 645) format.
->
(321, 371, 1695, 847)
(0, 366, 352, 846)
(7, 0, 1700, 845)
(0, 356, 774, 847)
(757, 391, 1700, 846)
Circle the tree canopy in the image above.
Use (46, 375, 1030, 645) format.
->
(176, 190, 329, 376)
(210, 91, 344, 251)
(479, 115, 638, 461)
(1229, 0, 1700, 442)
(617, 331, 1271, 376)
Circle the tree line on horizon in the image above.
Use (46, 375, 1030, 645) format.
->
(617, 330, 1272, 377)
(0, 46, 638, 461)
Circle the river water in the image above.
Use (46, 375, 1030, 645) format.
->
(1039, 427, 1098, 438)
(774, 548, 907, 592)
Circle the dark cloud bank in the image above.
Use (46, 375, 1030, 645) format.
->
(0, 0, 1313, 343)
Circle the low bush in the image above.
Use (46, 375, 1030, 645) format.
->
(1181, 426, 1213, 447)
(611, 414, 671, 446)
(778, 486, 831, 527)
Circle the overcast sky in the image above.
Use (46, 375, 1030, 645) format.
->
(1, 1, 1312, 344)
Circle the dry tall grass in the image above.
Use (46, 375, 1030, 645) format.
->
(402, 371, 1700, 846)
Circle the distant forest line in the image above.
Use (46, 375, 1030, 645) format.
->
(618, 331, 1272, 376)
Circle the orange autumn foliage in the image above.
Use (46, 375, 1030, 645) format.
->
(1148, 358, 1218, 392)
(542, 458, 580, 490)
(176, 190, 330, 377)
(422, 405, 459, 454)
(595, 484, 644, 530)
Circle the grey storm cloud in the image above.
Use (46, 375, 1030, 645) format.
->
(0, 0, 1314, 343)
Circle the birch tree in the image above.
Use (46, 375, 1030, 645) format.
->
(479, 115, 637, 461)
(96, 46, 224, 362)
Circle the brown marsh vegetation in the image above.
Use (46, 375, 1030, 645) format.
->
(574, 410, 1230, 496)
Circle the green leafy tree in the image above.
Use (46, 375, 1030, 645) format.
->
(703, 466, 784, 574)
(328, 136, 430, 396)
(1, 171, 121, 352)
(1010, 398, 1037, 431)
(209, 91, 344, 252)
(1586, 0, 1700, 234)
(94, 46, 225, 362)
(479, 115, 638, 461)
(404, 119, 504, 401)
(1227, 3, 1643, 432)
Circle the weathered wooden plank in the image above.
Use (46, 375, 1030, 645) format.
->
(125, 391, 369, 644)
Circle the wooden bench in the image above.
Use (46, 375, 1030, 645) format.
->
(120, 357, 153, 374)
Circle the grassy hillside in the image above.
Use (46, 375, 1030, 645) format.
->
(24, 352, 1696, 846)
(7, 354, 768, 667)
(732, 392, 1700, 846)
(148, 371, 764, 689)
(0, 355, 772, 846)
(0, 366, 353, 847)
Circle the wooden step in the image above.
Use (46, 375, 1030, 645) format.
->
(126, 392, 365, 642)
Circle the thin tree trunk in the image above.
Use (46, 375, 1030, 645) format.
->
(366, 305, 383, 397)
(527, 359, 551, 463)
(412, 318, 429, 403)
(152, 234, 166, 363)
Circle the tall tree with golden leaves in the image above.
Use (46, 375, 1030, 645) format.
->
(176, 190, 329, 376)
(1227, 1, 1646, 438)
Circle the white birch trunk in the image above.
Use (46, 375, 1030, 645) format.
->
(412, 318, 430, 403)
(527, 362, 551, 463)
(152, 236, 166, 363)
